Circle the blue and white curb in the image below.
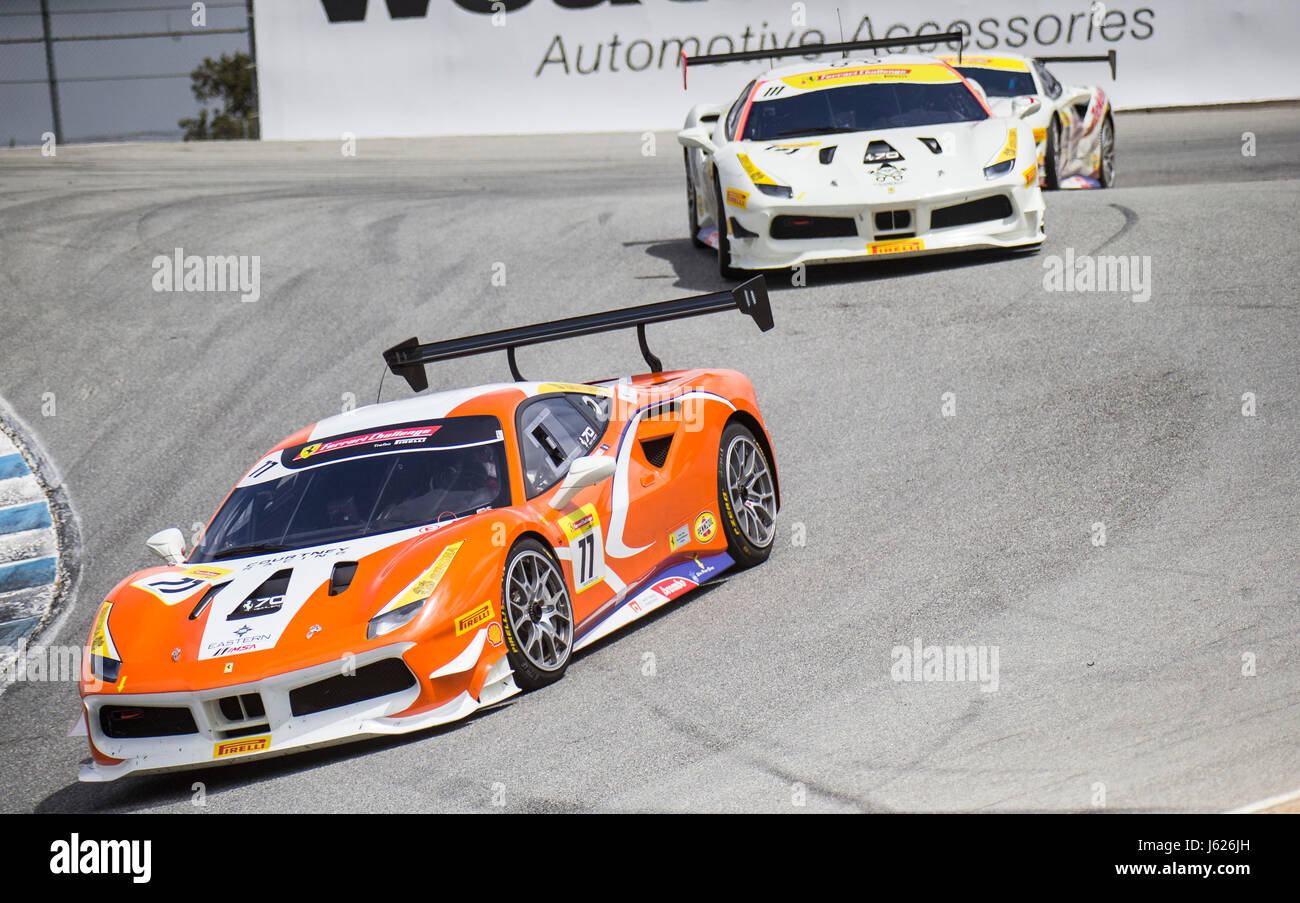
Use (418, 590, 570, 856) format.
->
(0, 420, 72, 668)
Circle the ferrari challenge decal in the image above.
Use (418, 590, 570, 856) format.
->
(214, 735, 270, 759)
(868, 238, 925, 255)
(276, 415, 502, 474)
(991, 129, 1018, 166)
(693, 511, 717, 543)
(559, 503, 605, 591)
(374, 540, 464, 620)
(779, 63, 960, 91)
(131, 564, 233, 605)
(736, 153, 778, 187)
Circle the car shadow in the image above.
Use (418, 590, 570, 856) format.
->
(628, 236, 1041, 294)
(35, 581, 731, 812)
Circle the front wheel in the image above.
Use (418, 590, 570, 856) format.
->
(499, 538, 573, 691)
(685, 149, 707, 249)
(716, 422, 777, 568)
(1044, 117, 1063, 190)
(712, 176, 746, 281)
(1097, 113, 1116, 188)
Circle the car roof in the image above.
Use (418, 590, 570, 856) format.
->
(754, 53, 966, 93)
(307, 382, 531, 442)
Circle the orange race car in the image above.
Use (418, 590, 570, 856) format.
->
(77, 278, 779, 781)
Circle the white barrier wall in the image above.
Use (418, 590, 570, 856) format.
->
(253, 0, 1300, 140)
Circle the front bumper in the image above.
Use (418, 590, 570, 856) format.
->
(79, 635, 517, 781)
(724, 179, 1045, 270)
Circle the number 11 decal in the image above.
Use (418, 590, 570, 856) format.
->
(559, 503, 605, 592)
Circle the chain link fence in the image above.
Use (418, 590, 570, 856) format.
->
(0, 0, 255, 146)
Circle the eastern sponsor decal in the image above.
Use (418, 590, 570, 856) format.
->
(487, 621, 504, 647)
(868, 238, 924, 255)
(668, 524, 690, 551)
(693, 511, 717, 544)
(725, 187, 749, 209)
(214, 735, 270, 758)
(456, 600, 494, 636)
(206, 629, 274, 658)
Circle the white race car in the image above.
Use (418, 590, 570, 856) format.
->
(941, 50, 1116, 190)
(677, 33, 1045, 278)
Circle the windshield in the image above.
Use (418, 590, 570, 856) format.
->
(955, 67, 1036, 98)
(191, 416, 509, 561)
(741, 82, 987, 141)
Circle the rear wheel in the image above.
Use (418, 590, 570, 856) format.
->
(685, 150, 707, 249)
(499, 538, 573, 691)
(716, 422, 777, 568)
(1044, 117, 1063, 190)
(1097, 113, 1116, 188)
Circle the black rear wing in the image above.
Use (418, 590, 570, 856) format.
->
(681, 31, 967, 88)
(1035, 50, 1117, 80)
(383, 276, 773, 392)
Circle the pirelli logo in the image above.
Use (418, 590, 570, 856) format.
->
(214, 735, 271, 759)
(455, 601, 494, 636)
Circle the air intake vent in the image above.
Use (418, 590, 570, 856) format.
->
(640, 435, 673, 468)
(329, 562, 358, 596)
(819, 146, 837, 164)
(771, 216, 858, 240)
(918, 137, 943, 154)
(874, 210, 913, 232)
(289, 659, 417, 717)
(865, 140, 903, 163)
(228, 569, 291, 620)
(930, 195, 1014, 230)
(189, 582, 225, 620)
(100, 705, 198, 739)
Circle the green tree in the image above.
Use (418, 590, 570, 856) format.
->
(179, 51, 258, 140)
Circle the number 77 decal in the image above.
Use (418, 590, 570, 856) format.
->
(558, 503, 606, 592)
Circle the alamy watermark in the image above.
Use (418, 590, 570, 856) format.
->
(151, 247, 261, 302)
(1042, 248, 1151, 303)
(891, 638, 1000, 692)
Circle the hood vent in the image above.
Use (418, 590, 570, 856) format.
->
(819, 146, 837, 164)
(227, 569, 292, 620)
(865, 140, 903, 163)
(918, 137, 943, 154)
(189, 582, 226, 621)
(329, 561, 359, 596)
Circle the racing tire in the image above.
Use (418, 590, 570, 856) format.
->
(685, 150, 708, 249)
(499, 537, 573, 691)
(716, 422, 777, 569)
(1097, 113, 1116, 188)
(1044, 116, 1063, 191)
(712, 175, 746, 281)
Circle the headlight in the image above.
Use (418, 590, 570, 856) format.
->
(756, 183, 794, 198)
(366, 541, 465, 640)
(984, 129, 1018, 180)
(983, 158, 1015, 179)
(87, 601, 122, 687)
(367, 600, 424, 640)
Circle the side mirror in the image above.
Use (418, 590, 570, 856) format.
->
(548, 455, 617, 511)
(677, 126, 717, 155)
(146, 528, 187, 565)
(1014, 97, 1043, 119)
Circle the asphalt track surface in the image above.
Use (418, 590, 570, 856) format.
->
(0, 104, 1296, 813)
